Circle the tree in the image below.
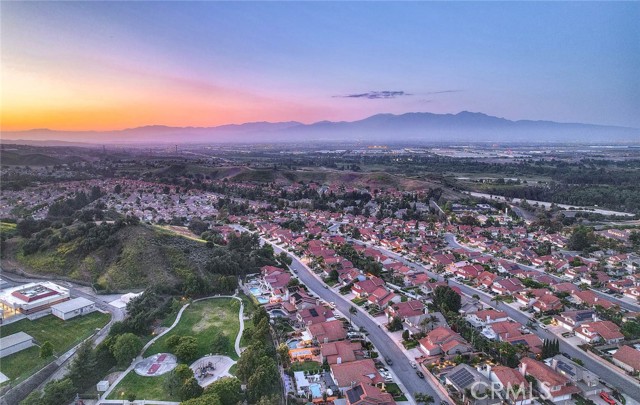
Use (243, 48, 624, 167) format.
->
(167, 334, 184, 351)
(175, 336, 199, 363)
(252, 307, 269, 326)
(349, 306, 358, 325)
(402, 329, 411, 341)
(168, 364, 195, 395)
(415, 392, 435, 404)
(67, 339, 97, 391)
(621, 321, 640, 340)
(388, 316, 403, 332)
(255, 394, 281, 405)
(247, 360, 279, 402)
(210, 334, 230, 354)
(277, 342, 291, 368)
(188, 219, 210, 236)
(111, 333, 143, 366)
(432, 285, 461, 313)
(40, 341, 54, 359)
(568, 226, 593, 252)
(287, 278, 300, 287)
(20, 378, 75, 405)
(181, 393, 222, 405)
(180, 377, 204, 401)
(351, 228, 361, 239)
(204, 377, 243, 404)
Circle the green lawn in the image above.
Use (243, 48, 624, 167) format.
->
(1, 312, 110, 353)
(145, 297, 241, 360)
(0, 311, 110, 386)
(106, 371, 179, 401)
(290, 361, 322, 373)
(384, 383, 408, 401)
(0, 347, 48, 384)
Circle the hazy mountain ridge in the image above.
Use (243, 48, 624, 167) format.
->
(3, 111, 638, 144)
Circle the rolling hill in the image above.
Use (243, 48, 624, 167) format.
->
(3, 111, 638, 144)
(2, 224, 212, 291)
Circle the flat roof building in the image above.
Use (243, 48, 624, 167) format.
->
(0, 332, 35, 358)
(0, 282, 69, 315)
(51, 297, 96, 320)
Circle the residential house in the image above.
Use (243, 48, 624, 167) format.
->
(418, 326, 471, 357)
(352, 277, 385, 298)
(612, 346, 640, 374)
(307, 319, 347, 344)
(553, 310, 596, 331)
(344, 383, 396, 405)
(366, 287, 399, 309)
(467, 310, 509, 328)
(445, 364, 500, 405)
(492, 278, 524, 295)
(320, 340, 364, 365)
(298, 305, 334, 326)
(574, 321, 624, 344)
(545, 355, 607, 397)
(518, 358, 580, 403)
(477, 364, 532, 405)
(330, 359, 384, 392)
(385, 300, 425, 322)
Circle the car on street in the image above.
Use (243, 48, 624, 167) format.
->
(385, 357, 393, 366)
(416, 371, 425, 378)
(410, 361, 417, 369)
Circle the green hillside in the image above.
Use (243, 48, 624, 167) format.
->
(7, 224, 214, 291)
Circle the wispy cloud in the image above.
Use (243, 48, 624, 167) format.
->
(334, 89, 462, 100)
(334, 90, 411, 99)
(424, 89, 462, 95)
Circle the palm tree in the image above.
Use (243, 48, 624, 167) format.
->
(349, 306, 358, 326)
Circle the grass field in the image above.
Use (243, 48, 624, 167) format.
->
(106, 371, 179, 401)
(145, 297, 241, 360)
(0, 311, 110, 386)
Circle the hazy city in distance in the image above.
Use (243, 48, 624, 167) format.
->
(1, 2, 639, 405)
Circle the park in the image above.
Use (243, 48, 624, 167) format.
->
(106, 296, 245, 401)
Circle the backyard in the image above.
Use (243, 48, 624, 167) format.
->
(0, 311, 110, 386)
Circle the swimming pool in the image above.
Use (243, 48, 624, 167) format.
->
(309, 383, 322, 398)
(257, 296, 269, 304)
(287, 339, 300, 349)
(270, 309, 287, 318)
(249, 287, 262, 296)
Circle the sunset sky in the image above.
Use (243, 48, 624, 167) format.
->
(1, 1, 639, 131)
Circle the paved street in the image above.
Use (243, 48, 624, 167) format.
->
(285, 252, 447, 404)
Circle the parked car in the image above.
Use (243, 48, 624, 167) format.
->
(410, 361, 417, 369)
(385, 357, 393, 366)
(600, 392, 616, 405)
(416, 371, 425, 379)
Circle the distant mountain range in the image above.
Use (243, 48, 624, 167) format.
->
(3, 111, 639, 145)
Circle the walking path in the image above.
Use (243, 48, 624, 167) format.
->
(100, 294, 245, 403)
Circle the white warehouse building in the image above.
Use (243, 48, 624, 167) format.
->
(0, 332, 35, 358)
(51, 297, 96, 320)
